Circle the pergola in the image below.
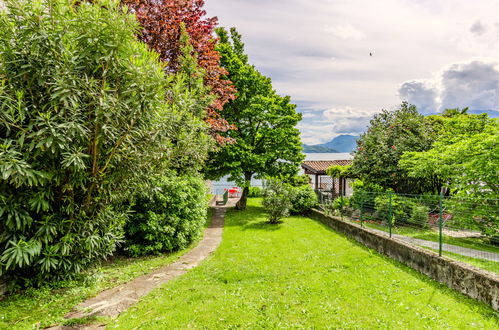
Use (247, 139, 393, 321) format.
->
(301, 160, 352, 196)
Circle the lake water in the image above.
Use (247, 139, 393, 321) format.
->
(210, 152, 353, 193)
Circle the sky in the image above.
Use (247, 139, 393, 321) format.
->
(204, 0, 499, 144)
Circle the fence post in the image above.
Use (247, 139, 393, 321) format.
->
(388, 192, 393, 238)
(360, 197, 364, 228)
(439, 190, 443, 257)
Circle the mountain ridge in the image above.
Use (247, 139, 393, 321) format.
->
(303, 134, 358, 153)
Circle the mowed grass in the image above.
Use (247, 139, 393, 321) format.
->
(111, 199, 498, 329)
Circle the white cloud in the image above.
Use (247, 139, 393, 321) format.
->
(324, 24, 366, 41)
(204, 0, 499, 138)
(399, 80, 437, 114)
(399, 59, 499, 112)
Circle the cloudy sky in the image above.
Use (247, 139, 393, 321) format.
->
(204, 0, 499, 144)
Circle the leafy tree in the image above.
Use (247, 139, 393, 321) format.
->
(122, 0, 237, 143)
(400, 114, 498, 199)
(0, 0, 210, 287)
(351, 102, 438, 194)
(205, 28, 304, 209)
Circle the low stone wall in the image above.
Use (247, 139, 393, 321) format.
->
(309, 209, 499, 311)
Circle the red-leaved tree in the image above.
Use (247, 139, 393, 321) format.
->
(123, 0, 237, 143)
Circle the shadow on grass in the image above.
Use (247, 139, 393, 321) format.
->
(308, 216, 499, 318)
(242, 220, 282, 231)
(222, 205, 283, 232)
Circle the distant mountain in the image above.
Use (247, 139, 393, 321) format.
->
(302, 145, 338, 153)
(303, 134, 359, 153)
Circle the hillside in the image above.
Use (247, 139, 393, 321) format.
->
(303, 134, 358, 153)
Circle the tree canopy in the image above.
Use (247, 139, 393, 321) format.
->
(351, 102, 438, 194)
(122, 0, 237, 143)
(400, 114, 499, 199)
(205, 28, 304, 209)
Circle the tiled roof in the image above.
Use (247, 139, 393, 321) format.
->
(301, 160, 352, 174)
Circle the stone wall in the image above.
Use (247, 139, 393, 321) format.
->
(309, 209, 499, 311)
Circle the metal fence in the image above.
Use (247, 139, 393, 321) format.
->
(317, 191, 499, 274)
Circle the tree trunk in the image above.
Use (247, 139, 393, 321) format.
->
(236, 172, 253, 210)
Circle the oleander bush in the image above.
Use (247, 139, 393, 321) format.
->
(0, 0, 210, 289)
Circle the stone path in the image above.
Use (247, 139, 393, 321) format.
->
(371, 228, 499, 262)
(51, 198, 237, 329)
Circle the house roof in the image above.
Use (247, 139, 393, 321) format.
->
(301, 160, 352, 175)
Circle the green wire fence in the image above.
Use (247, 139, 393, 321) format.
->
(318, 191, 499, 274)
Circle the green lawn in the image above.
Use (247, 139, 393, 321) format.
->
(111, 198, 498, 329)
(0, 208, 214, 330)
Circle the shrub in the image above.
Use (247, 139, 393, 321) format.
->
(374, 194, 423, 226)
(262, 180, 292, 224)
(333, 196, 350, 216)
(0, 0, 210, 288)
(124, 174, 207, 257)
(290, 185, 318, 214)
(349, 179, 385, 212)
(409, 205, 430, 228)
(248, 186, 263, 197)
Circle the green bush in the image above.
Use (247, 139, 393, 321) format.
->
(0, 0, 211, 289)
(248, 186, 263, 197)
(409, 205, 430, 228)
(290, 185, 318, 214)
(333, 196, 351, 217)
(262, 180, 292, 224)
(374, 194, 430, 227)
(124, 175, 207, 257)
(349, 180, 385, 211)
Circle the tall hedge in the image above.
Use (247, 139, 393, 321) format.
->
(0, 0, 193, 288)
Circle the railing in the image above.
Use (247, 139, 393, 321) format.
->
(317, 191, 499, 274)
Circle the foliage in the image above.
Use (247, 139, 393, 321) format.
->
(444, 197, 498, 237)
(262, 180, 292, 224)
(205, 28, 304, 209)
(122, 0, 237, 142)
(289, 185, 318, 214)
(248, 186, 263, 197)
(332, 196, 350, 217)
(349, 180, 385, 211)
(374, 194, 429, 227)
(124, 174, 207, 256)
(326, 165, 352, 178)
(409, 205, 430, 228)
(400, 114, 498, 236)
(280, 174, 310, 187)
(112, 198, 499, 329)
(0, 0, 210, 288)
(400, 114, 498, 199)
(351, 102, 438, 194)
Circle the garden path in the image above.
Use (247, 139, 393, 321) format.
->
(50, 198, 237, 329)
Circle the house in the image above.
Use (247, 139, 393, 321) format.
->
(301, 160, 353, 197)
